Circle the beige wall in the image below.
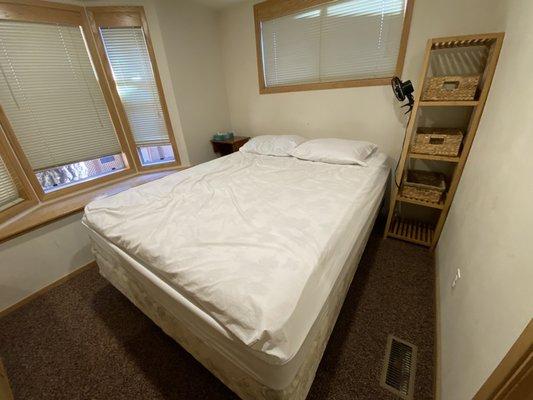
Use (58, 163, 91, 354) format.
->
(0, 0, 230, 312)
(0, 213, 92, 310)
(217, 1, 533, 400)
(153, 0, 232, 165)
(435, 0, 533, 398)
(219, 0, 505, 159)
(2, 3, 531, 400)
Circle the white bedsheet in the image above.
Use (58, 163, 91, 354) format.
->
(83, 151, 389, 363)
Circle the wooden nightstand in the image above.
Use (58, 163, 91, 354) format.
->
(211, 136, 250, 156)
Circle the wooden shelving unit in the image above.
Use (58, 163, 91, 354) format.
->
(419, 100, 480, 107)
(397, 195, 445, 209)
(409, 153, 460, 163)
(388, 217, 435, 247)
(384, 32, 504, 250)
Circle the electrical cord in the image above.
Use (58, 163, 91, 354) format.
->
(393, 109, 413, 188)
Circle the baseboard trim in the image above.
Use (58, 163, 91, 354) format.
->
(0, 260, 97, 318)
(0, 358, 14, 400)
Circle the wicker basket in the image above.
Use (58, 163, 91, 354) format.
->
(401, 170, 446, 204)
(412, 128, 463, 157)
(422, 75, 480, 101)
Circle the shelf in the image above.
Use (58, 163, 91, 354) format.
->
(388, 217, 434, 247)
(431, 35, 499, 50)
(419, 100, 479, 107)
(397, 195, 445, 209)
(384, 33, 504, 250)
(409, 153, 461, 163)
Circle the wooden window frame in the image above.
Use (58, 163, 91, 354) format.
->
(0, 121, 37, 224)
(0, 1, 186, 237)
(0, 0, 138, 201)
(86, 6, 181, 172)
(253, 0, 415, 94)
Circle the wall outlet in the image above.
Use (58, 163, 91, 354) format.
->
(451, 268, 462, 289)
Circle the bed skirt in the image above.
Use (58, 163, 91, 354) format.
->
(89, 202, 380, 400)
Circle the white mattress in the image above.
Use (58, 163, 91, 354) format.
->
(83, 151, 389, 367)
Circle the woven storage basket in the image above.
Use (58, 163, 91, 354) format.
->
(401, 170, 446, 204)
(422, 75, 480, 101)
(412, 128, 463, 157)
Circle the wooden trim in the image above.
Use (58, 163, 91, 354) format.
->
(430, 33, 504, 250)
(0, 2, 139, 201)
(431, 32, 504, 47)
(0, 167, 186, 244)
(260, 77, 391, 94)
(254, 0, 334, 21)
(474, 319, 533, 400)
(41, 169, 135, 201)
(0, 4, 185, 233)
(253, 0, 415, 94)
(89, 6, 143, 27)
(254, 4, 267, 92)
(0, 0, 82, 25)
(0, 359, 14, 400)
(1, 104, 137, 202)
(84, 8, 143, 173)
(394, 0, 415, 77)
(80, 11, 138, 174)
(0, 106, 46, 200)
(0, 261, 97, 318)
(86, 6, 181, 169)
(0, 120, 38, 224)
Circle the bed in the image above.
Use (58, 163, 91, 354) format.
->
(82, 150, 389, 399)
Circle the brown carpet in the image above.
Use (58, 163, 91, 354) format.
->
(0, 231, 434, 400)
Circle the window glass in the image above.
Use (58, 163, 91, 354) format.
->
(261, 0, 406, 87)
(137, 144, 175, 167)
(36, 154, 126, 193)
(100, 27, 175, 165)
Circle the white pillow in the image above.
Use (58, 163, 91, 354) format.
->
(289, 138, 377, 166)
(239, 135, 307, 157)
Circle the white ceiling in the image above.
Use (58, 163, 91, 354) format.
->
(192, 0, 245, 9)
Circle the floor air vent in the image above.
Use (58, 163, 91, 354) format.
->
(380, 335, 418, 399)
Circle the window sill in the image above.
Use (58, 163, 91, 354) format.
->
(0, 166, 188, 244)
(259, 77, 391, 94)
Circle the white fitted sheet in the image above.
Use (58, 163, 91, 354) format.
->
(83, 151, 389, 365)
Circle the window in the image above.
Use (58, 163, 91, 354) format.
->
(138, 144, 175, 166)
(254, 0, 414, 93)
(0, 125, 37, 222)
(0, 12, 132, 198)
(0, 2, 182, 227)
(88, 7, 180, 169)
(0, 152, 21, 212)
(35, 154, 126, 193)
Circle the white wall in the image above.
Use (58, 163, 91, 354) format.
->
(152, 0, 232, 165)
(0, 0, 230, 312)
(218, 0, 505, 159)
(435, 0, 533, 398)
(217, 1, 533, 399)
(0, 213, 92, 309)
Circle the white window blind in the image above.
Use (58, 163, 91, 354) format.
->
(0, 153, 22, 212)
(261, 0, 406, 87)
(100, 27, 170, 147)
(0, 20, 122, 171)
